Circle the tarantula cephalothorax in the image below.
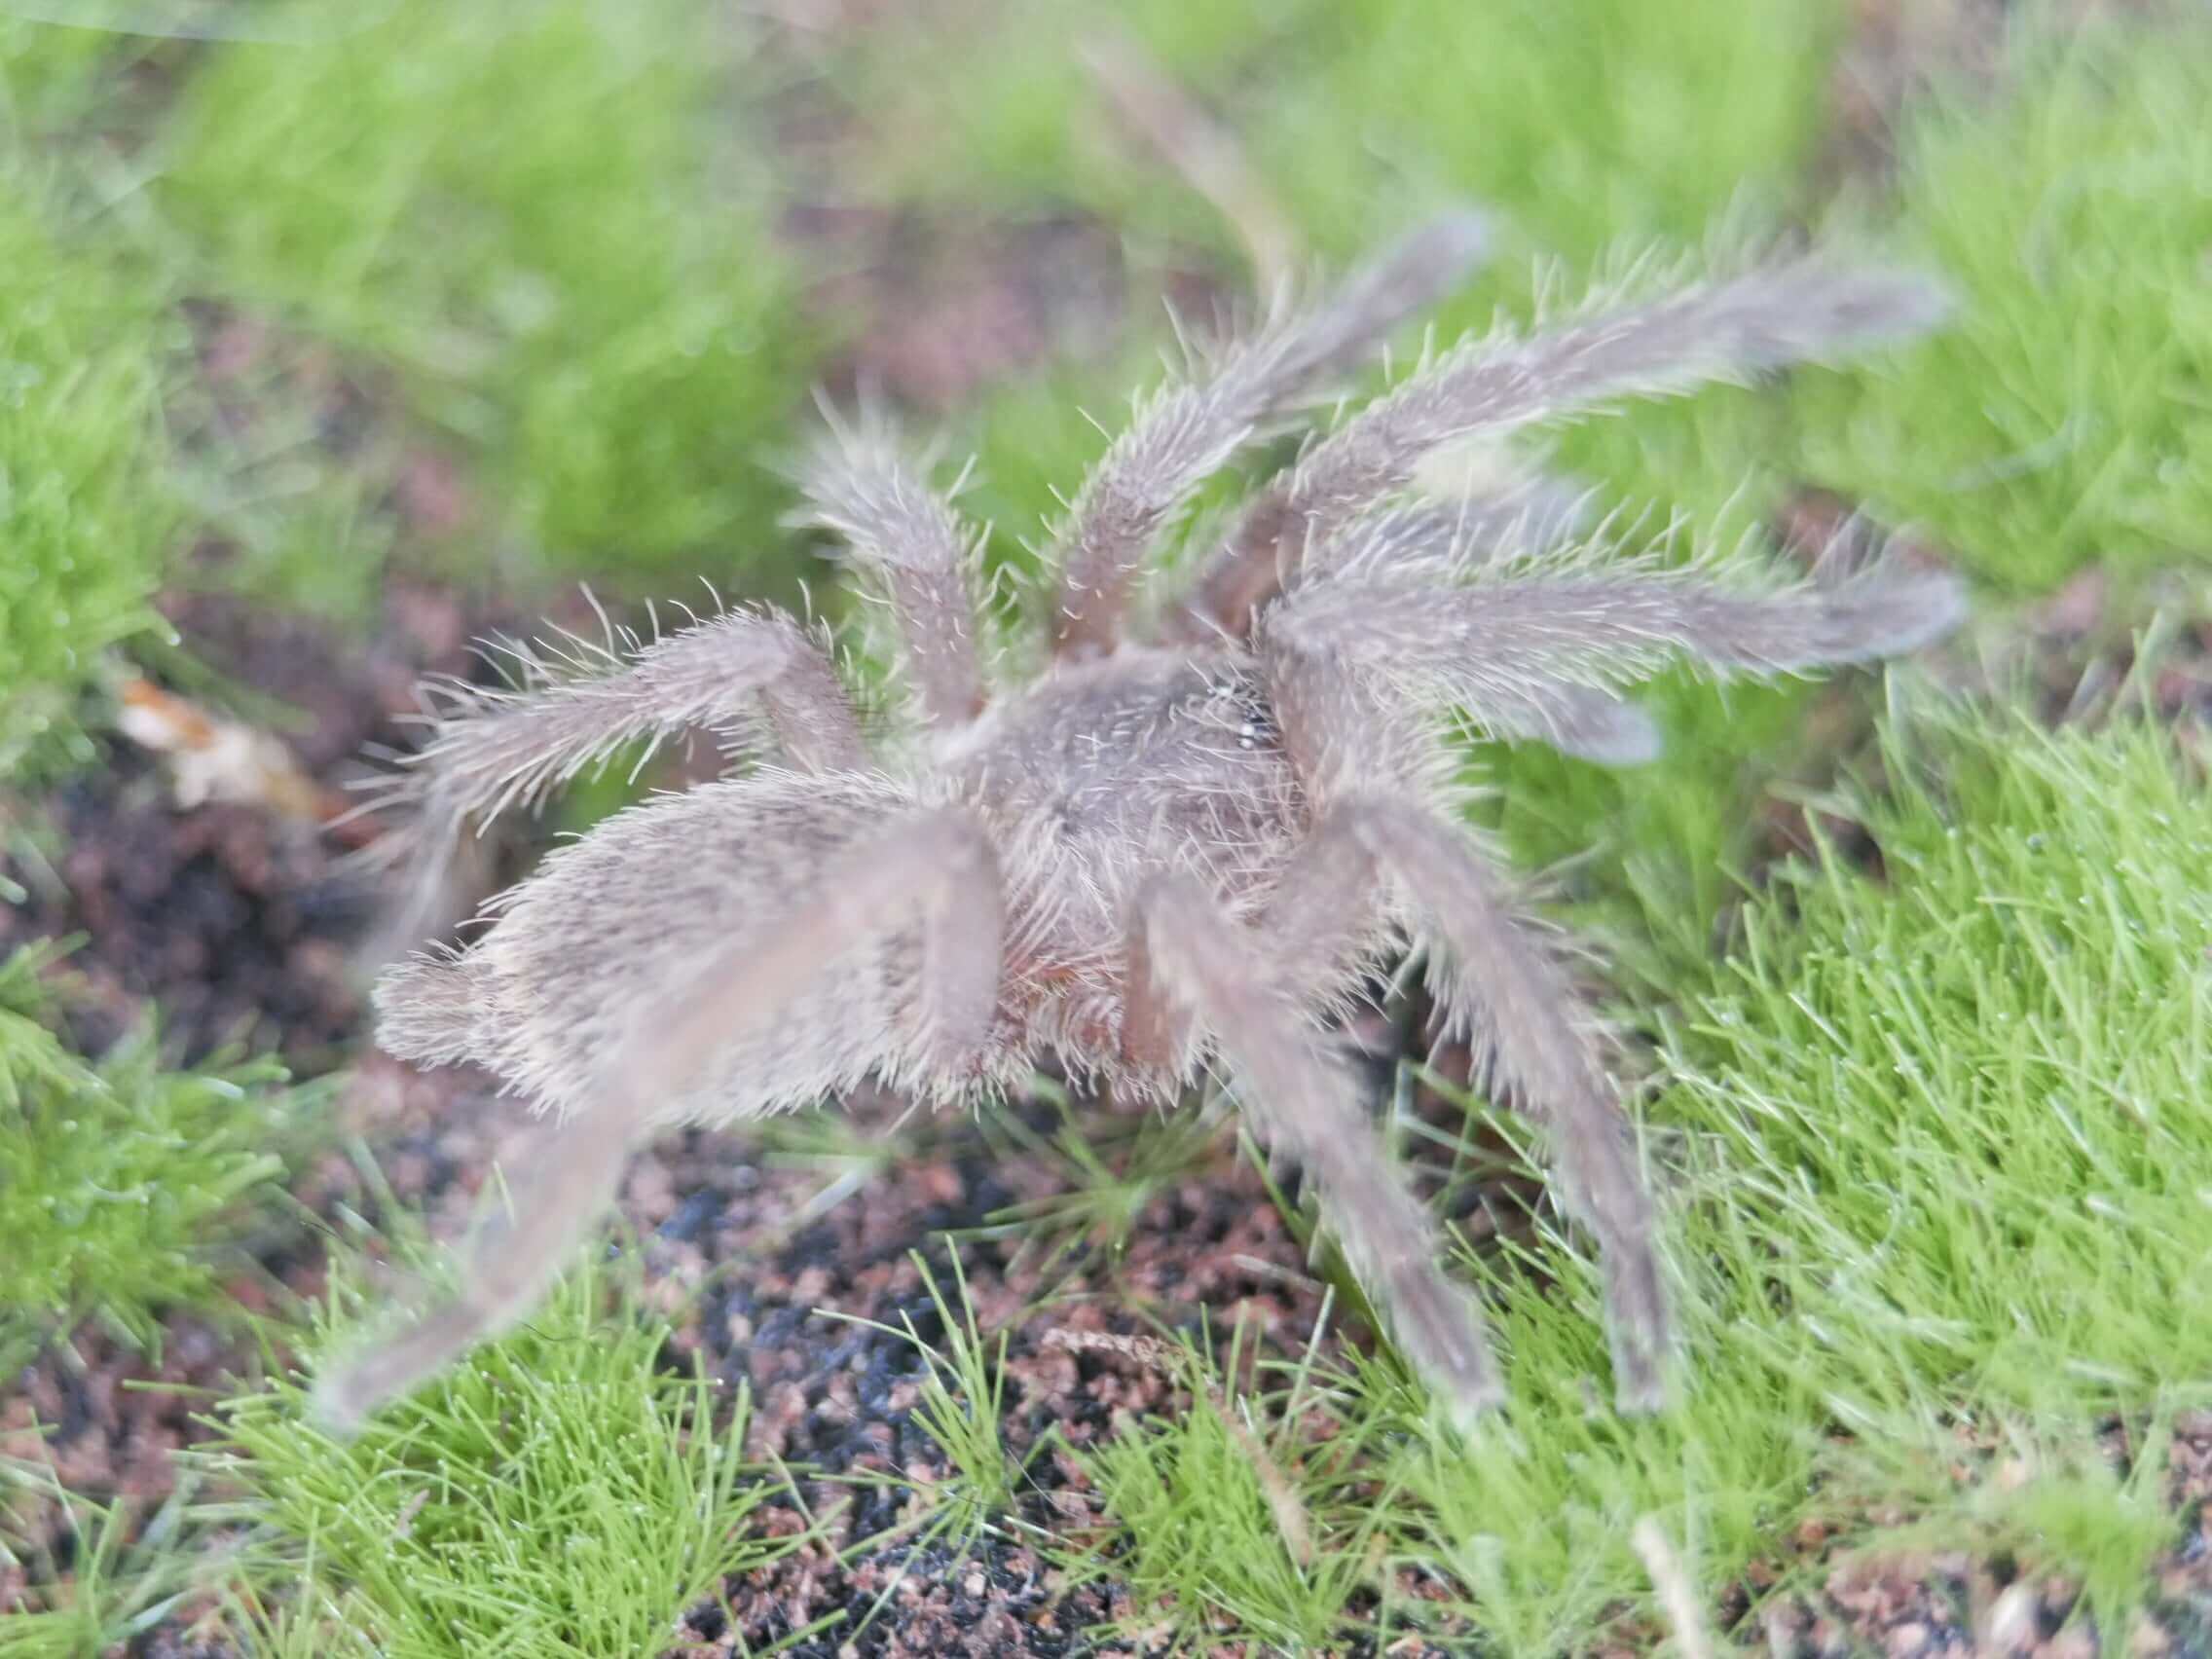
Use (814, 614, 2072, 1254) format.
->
(319, 217, 1964, 1429)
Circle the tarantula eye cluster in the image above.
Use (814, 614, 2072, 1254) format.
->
(320, 216, 1964, 1431)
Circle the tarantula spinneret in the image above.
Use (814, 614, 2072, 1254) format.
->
(319, 216, 1964, 1429)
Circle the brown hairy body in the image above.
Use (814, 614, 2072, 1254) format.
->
(321, 217, 1965, 1430)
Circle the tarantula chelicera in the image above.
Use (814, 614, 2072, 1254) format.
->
(319, 216, 1963, 1429)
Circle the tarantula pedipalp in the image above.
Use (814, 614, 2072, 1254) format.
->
(318, 218, 1964, 1429)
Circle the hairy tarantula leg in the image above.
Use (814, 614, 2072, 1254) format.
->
(1174, 463, 1595, 646)
(1264, 497, 1663, 763)
(1270, 796, 1668, 1411)
(1124, 806, 1405, 1070)
(1127, 871, 1505, 1423)
(1120, 920, 1196, 1076)
(1352, 799, 1669, 1412)
(1269, 557, 1967, 719)
(1266, 644, 1669, 1409)
(314, 809, 1003, 1431)
(1210, 261, 1949, 619)
(367, 608, 865, 947)
(1258, 809, 1385, 999)
(1509, 683, 1664, 765)
(1051, 212, 1490, 659)
(800, 414, 987, 726)
(374, 947, 490, 1067)
(309, 1112, 630, 1436)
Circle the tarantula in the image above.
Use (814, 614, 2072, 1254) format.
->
(318, 216, 1964, 1429)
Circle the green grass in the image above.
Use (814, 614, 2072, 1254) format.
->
(1664, 711, 2212, 1420)
(850, 0, 1865, 640)
(1802, 18, 2212, 591)
(0, 17, 136, 142)
(0, 945, 313, 1371)
(965, 1083, 1232, 1276)
(0, 158, 180, 781)
(0, 1450, 207, 1655)
(154, 0, 816, 596)
(1198, 0, 1838, 268)
(911, 0, 1862, 564)
(1066, 702, 2212, 1651)
(858, 0, 1871, 533)
(0, 0, 827, 732)
(1065, 1320, 1387, 1653)
(828, 1251, 1026, 1552)
(844, 0, 1840, 266)
(198, 1245, 812, 1657)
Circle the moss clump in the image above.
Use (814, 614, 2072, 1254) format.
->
(161, 0, 816, 586)
(203, 1250, 805, 1656)
(1803, 20, 2212, 590)
(0, 164, 178, 782)
(0, 946, 310, 1368)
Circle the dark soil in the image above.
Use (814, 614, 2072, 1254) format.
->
(0, 587, 479, 1065)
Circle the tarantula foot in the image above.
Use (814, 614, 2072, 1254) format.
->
(1383, 1266, 1508, 1426)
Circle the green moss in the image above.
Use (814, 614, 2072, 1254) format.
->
(158, 0, 816, 588)
(0, 162, 178, 781)
(201, 1248, 811, 1656)
(0, 946, 311, 1369)
(1802, 20, 2212, 590)
(845, 0, 1840, 266)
